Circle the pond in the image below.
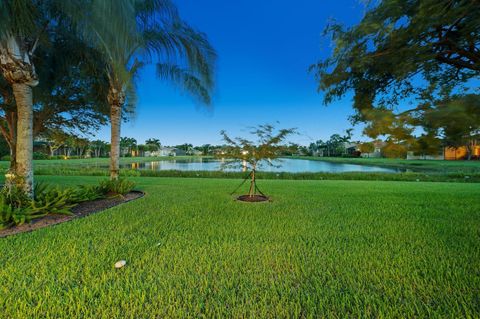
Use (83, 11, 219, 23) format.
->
(121, 158, 400, 173)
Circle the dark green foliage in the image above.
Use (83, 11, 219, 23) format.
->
(0, 185, 47, 229)
(0, 197, 32, 229)
(0, 180, 114, 229)
(313, 0, 480, 111)
(312, 0, 480, 146)
(99, 178, 135, 195)
(31, 187, 76, 216)
(69, 185, 105, 202)
(33, 152, 49, 160)
(2, 185, 31, 208)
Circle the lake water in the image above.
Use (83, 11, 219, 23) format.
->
(121, 158, 399, 173)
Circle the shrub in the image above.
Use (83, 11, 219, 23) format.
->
(31, 187, 76, 216)
(1, 155, 11, 161)
(0, 197, 36, 229)
(121, 169, 141, 177)
(0, 182, 107, 229)
(0, 185, 50, 229)
(33, 152, 49, 160)
(99, 178, 135, 196)
(69, 185, 105, 202)
(2, 184, 31, 208)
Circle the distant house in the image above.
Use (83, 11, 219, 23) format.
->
(444, 145, 480, 160)
(406, 152, 444, 160)
(171, 148, 186, 156)
(360, 141, 385, 158)
(344, 142, 360, 156)
(147, 147, 186, 157)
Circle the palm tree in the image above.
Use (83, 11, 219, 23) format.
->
(0, 0, 127, 196)
(87, 0, 216, 179)
(145, 138, 161, 152)
(0, 1, 44, 195)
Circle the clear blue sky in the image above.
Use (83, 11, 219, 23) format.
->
(95, 0, 365, 146)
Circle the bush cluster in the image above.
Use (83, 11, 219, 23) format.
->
(0, 178, 135, 229)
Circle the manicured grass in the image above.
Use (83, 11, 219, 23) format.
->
(1, 176, 479, 317)
(294, 156, 480, 173)
(33, 166, 480, 183)
(0, 155, 209, 168)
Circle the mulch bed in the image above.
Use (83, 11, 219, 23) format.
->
(236, 194, 270, 202)
(0, 190, 144, 238)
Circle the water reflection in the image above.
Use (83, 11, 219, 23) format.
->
(118, 158, 401, 173)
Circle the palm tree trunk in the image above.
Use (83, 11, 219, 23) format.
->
(12, 83, 34, 196)
(110, 104, 122, 180)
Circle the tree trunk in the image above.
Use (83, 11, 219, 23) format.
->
(9, 143, 16, 171)
(248, 168, 256, 197)
(12, 83, 34, 196)
(466, 143, 472, 160)
(110, 104, 122, 180)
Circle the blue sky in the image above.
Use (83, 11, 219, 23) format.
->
(95, 0, 365, 146)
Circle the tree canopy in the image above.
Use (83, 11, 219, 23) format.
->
(312, 0, 480, 156)
(312, 0, 480, 116)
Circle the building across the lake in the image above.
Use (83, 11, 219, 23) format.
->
(146, 147, 187, 157)
(443, 145, 480, 160)
(360, 141, 385, 158)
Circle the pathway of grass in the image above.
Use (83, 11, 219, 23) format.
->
(1, 177, 479, 317)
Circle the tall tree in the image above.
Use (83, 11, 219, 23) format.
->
(312, 0, 480, 138)
(145, 138, 161, 151)
(120, 137, 137, 156)
(0, 0, 120, 195)
(86, 0, 216, 179)
(43, 129, 68, 157)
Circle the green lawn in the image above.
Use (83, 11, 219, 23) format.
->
(1, 176, 479, 317)
(0, 155, 208, 168)
(295, 156, 480, 173)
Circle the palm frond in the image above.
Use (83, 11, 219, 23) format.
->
(156, 63, 212, 105)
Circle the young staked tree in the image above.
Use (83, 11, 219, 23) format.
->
(220, 124, 296, 199)
(86, 0, 216, 180)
